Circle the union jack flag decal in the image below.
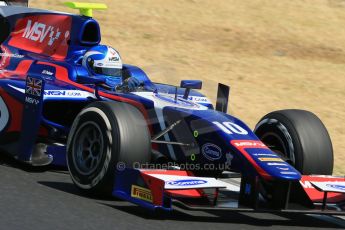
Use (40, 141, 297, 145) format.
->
(26, 77, 42, 97)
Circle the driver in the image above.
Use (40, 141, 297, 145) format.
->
(82, 45, 140, 91)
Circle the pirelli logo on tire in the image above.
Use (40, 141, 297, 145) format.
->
(131, 185, 153, 203)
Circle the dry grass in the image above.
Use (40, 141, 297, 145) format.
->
(31, 0, 345, 174)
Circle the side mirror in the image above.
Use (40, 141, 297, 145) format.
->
(180, 80, 202, 99)
(180, 80, 202, 90)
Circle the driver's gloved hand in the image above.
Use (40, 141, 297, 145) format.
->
(126, 77, 141, 90)
(115, 77, 143, 92)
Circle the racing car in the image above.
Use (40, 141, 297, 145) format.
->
(0, 1, 344, 215)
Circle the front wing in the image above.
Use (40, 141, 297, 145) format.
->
(112, 168, 345, 215)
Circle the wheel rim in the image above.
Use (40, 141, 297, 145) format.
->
(72, 121, 105, 176)
(261, 132, 295, 165)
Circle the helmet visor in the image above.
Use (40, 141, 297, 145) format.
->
(94, 67, 122, 77)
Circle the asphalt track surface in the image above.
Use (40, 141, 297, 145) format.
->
(1, 154, 345, 230)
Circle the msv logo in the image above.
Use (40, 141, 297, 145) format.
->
(326, 184, 345, 191)
(202, 143, 222, 161)
(22, 20, 68, 46)
(167, 179, 207, 186)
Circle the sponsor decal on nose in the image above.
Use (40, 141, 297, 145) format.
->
(201, 143, 222, 161)
(258, 157, 284, 162)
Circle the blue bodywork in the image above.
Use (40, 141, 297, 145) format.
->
(0, 5, 301, 183)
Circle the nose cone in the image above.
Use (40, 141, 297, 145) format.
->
(231, 140, 301, 181)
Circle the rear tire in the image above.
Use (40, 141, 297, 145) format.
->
(67, 101, 151, 196)
(254, 109, 333, 175)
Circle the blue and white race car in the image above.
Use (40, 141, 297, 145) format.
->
(0, 0, 344, 215)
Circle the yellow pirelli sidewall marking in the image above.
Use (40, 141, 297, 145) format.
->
(131, 185, 153, 203)
(258, 158, 284, 162)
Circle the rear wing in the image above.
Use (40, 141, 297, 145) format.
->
(0, 1, 28, 6)
(0, 2, 102, 59)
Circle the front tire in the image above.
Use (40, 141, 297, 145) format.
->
(254, 109, 333, 175)
(67, 101, 151, 195)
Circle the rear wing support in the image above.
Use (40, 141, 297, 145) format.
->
(17, 76, 45, 162)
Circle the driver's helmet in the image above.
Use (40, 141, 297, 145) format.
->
(82, 45, 123, 86)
